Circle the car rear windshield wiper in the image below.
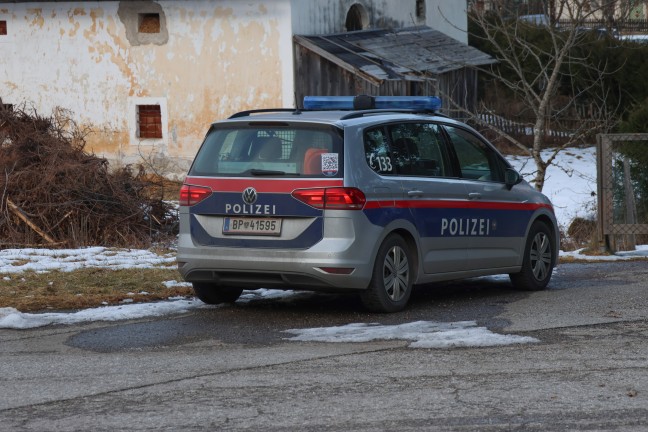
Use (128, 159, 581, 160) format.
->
(247, 169, 300, 176)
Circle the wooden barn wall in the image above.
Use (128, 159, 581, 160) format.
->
(437, 68, 479, 118)
(293, 45, 485, 116)
(294, 45, 361, 104)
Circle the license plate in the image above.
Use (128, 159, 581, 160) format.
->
(223, 217, 282, 236)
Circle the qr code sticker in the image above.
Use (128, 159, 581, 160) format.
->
(321, 153, 338, 176)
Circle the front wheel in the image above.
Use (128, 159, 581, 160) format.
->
(361, 234, 413, 313)
(192, 283, 243, 304)
(509, 220, 555, 291)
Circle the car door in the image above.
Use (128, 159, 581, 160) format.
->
(384, 122, 471, 274)
(441, 125, 533, 270)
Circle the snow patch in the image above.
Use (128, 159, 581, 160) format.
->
(0, 299, 208, 329)
(284, 321, 539, 348)
(0, 247, 175, 273)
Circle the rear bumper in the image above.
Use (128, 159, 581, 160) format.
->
(177, 211, 390, 291)
(177, 238, 374, 291)
(177, 208, 386, 291)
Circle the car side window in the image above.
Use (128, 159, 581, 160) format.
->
(443, 125, 504, 182)
(364, 127, 395, 175)
(387, 123, 447, 177)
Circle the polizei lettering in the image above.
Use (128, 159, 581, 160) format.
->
(441, 218, 491, 236)
(225, 203, 277, 215)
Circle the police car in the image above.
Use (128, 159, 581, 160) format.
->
(177, 96, 558, 312)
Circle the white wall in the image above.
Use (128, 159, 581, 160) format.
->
(426, 0, 467, 44)
(0, 0, 293, 172)
(291, 0, 466, 43)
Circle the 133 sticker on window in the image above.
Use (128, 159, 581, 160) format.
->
(321, 153, 338, 176)
(368, 153, 393, 172)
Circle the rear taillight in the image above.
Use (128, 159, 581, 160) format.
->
(291, 187, 366, 210)
(179, 184, 212, 206)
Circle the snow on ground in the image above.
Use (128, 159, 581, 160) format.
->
(507, 146, 597, 231)
(0, 247, 175, 273)
(560, 244, 648, 260)
(0, 146, 646, 343)
(0, 297, 204, 329)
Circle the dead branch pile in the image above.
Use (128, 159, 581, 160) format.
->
(0, 105, 178, 248)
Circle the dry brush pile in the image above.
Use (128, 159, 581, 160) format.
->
(0, 105, 178, 248)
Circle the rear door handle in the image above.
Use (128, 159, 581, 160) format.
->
(468, 192, 482, 200)
(407, 190, 424, 197)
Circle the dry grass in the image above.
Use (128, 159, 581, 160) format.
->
(0, 268, 193, 312)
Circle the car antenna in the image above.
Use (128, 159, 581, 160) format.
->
(292, 92, 302, 115)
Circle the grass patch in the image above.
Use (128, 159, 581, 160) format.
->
(0, 268, 193, 312)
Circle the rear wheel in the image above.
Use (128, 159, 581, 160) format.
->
(510, 220, 555, 291)
(361, 234, 413, 313)
(192, 283, 243, 304)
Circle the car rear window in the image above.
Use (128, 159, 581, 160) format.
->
(189, 124, 344, 178)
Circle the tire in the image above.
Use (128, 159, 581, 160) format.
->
(192, 283, 243, 304)
(509, 220, 555, 291)
(361, 234, 413, 313)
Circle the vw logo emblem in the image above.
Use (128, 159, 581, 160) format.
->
(242, 187, 257, 205)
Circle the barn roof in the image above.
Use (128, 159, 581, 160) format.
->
(294, 26, 495, 83)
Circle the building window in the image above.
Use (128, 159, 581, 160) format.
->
(137, 105, 162, 139)
(0, 20, 7, 36)
(138, 13, 160, 34)
(118, 2, 167, 45)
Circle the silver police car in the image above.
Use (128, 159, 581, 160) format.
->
(177, 96, 558, 312)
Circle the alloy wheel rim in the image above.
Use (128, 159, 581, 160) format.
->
(530, 232, 552, 281)
(383, 245, 409, 301)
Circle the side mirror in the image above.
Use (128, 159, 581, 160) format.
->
(505, 168, 522, 190)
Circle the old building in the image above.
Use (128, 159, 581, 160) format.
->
(1, 1, 477, 175)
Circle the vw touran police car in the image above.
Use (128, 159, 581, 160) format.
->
(177, 96, 558, 312)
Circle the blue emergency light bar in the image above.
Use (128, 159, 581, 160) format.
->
(303, 95, 442, 112)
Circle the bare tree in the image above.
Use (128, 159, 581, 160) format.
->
(456, 0, 620, 191)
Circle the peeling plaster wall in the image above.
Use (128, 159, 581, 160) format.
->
(0, 0, 293, 174)
(290, 0, 466, 43)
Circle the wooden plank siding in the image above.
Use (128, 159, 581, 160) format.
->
(293, 42, 438, 104)
(293, 40, 482, 114)
(292, 27, 490, 114)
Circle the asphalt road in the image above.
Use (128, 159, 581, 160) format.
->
(1, 261, 648, 431)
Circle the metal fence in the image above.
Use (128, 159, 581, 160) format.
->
(557, 18, 648, 33)
(476, 102, 601, 144)
(597, 133, 648, 252)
